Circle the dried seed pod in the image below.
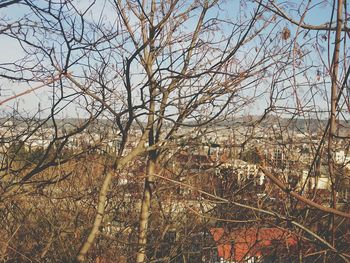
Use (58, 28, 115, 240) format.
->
(282, 27, 290, 40)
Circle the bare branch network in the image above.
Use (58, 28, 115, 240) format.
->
(0, 1, 349, 263)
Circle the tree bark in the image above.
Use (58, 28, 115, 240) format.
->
(76, 143, 147, 262)
(328, 0, 343, 246)
(136, 159, 155, 263)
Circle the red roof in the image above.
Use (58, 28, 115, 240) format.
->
(210, 227, 297, 262)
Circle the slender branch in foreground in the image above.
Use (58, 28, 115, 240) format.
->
(76, 141, 164, 262)
(259, 0, 350, 32)
(0, 73, 66, 106)
(76, 145, 146, 262)
(258, 165, 350, 219)
(152, 173, 350, 262)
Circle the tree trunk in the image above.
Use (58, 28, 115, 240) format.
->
(136, 159, 155, 263)
(328, 0, 343, 246)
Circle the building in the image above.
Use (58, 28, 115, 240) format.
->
(210, 227, 297, 263)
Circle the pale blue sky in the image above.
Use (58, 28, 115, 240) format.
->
(0, 0, 348, 119)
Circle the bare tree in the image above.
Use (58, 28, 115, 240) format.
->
(1, 0, 350, 262)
